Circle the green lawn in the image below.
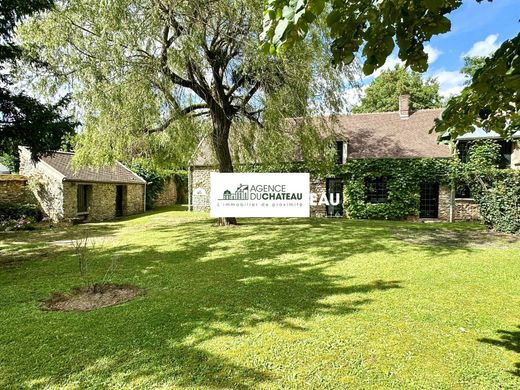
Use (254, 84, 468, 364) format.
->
(1, 206, 519, 389)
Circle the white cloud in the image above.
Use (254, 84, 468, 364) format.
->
(431, 70, 468, 98)
(464, 34, 500, 58)
(424, 45, 442, 64)
(341, 86, 367, 111)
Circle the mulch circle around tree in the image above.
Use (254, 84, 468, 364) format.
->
(42, 283, 146, 312)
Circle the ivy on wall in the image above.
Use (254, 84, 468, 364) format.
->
(337, 158, 454, 220)
(459, 140, 520, 233)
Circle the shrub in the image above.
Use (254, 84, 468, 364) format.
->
(129, 163, 187, 209)
(466, 170, 520, 233)
(0, 203, 42, 231)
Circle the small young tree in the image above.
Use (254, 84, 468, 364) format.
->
(19, 0, 357, 225)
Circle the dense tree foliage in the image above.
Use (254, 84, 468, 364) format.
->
(434, 33, 519, 140)
(261, 0, 480, 74)
(461, 56, 487, 80)
(0, 0, 75, 161)
(353, 66, 442, 113)
(18, 0, 356, 224)
(261, 0, 518, 140)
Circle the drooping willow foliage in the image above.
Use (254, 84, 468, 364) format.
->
(17, 0, 360, 174)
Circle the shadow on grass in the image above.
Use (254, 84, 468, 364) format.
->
(479, 326, 520, 377)
(0, 222, 121, 268)
(0, 213, 405, 388)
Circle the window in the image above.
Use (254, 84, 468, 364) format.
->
(365, 177, 388, 204)
(336, 141, 344, 164)
(77, 184, 91, 213)
(457, 141, 471, 163)
(455, 182, 472, 199)
(458, 140, 512, 168)
(498, 140, 512, 168)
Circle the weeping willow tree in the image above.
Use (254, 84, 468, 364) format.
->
(18, 0, 358, 224)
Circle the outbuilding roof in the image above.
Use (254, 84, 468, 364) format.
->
(37, 151, 146, 185)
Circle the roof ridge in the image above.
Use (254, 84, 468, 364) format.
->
(340, 108, 444, 117)
(50, 150, 75, 155)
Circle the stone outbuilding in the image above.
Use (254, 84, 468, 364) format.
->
(19, 147, 146, 222)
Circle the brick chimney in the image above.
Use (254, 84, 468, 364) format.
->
(399, 94, 410, 120)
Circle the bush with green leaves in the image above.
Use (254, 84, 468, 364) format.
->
(129, 163, 167, 210)
(464, 170, 520, 233)
(0, 203, 42, 230)
(129, 163, 187, 209)
(460, 140, 520, 233)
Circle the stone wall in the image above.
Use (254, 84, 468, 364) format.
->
(438, 184, 481, 221)
(453, 198, 481, 221)
(154, 177, 177, 207)
(190, 167, 485, 222)
(126, 184, 145, 216)
(19, 148, 65, 221)
(0, 175, 34, 205)
(191, 167, 215, 211)
(438, 185, 451, 221)
(310, 178, 327, 217)
(63, 182, 145, 221)
(191, 168, 334, 216)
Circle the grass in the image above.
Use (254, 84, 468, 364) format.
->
(0, 206, 519, 389)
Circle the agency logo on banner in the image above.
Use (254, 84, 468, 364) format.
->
(210, 173, 310, 217)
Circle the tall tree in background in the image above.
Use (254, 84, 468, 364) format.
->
(261, 0, 518, 139)
(353, 66, 441, 113)
(461, 56, 487, 80)
(0, 0, 75, 161)
(19, 0, 354, 225)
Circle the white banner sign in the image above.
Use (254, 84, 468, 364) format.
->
(210, 173, 310, 217)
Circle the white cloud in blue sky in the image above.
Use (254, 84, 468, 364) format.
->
(463, 34, 500, 58)
(424, 45, 442, 64)
(431, 70, 467, 98)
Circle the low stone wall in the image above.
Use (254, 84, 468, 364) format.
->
(453, 198, 481, 221)
(154, 177, 178, 207)
(438, 185, 481, 221)
(0, 175, 34, 205)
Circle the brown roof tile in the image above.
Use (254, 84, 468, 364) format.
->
(335, 109, 451, 159)
(40, 152, 146, 185)
(192, 109, 452, 166)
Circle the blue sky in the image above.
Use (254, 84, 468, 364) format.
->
(353, 0, 519, 102)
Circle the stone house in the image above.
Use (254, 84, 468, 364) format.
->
(189, 95, 520, 222)
(19, 146, 146, 222)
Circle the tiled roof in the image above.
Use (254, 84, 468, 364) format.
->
(192, 109, 452, 166)
(335, 109, 451, 159)
(40, 152, 146, 185)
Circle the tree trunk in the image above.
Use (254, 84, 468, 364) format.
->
(212, 109, 238, 226)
